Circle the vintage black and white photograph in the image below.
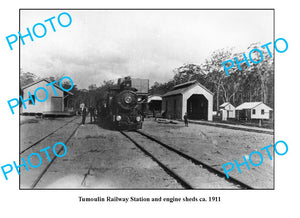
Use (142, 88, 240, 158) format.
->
(19, 9, 274, 189)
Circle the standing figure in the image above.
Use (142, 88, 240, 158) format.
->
(81, 105, 87, 126)
(89, 106, 96, 123)
(152, 109, 157, 121)
(183, 112, 188, 127)
(94, 108, 98, 123)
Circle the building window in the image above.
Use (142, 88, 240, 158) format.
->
(261, 109, 265, 115)
(29, 95, 35, 104)
(252, 109, 256, 114)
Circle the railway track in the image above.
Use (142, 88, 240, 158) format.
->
(20, 117, 81, 189)
(20, 116, 78, 154)
(120, 130, 253, 189)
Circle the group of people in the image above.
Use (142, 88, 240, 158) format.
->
(80, 104, 97, 126)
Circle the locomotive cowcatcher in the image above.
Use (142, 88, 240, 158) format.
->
(100, 77, 147, 130)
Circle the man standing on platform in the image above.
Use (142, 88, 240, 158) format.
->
(184, 112, 189, 127)
(81, 104, 87, 126)
(89, 106, 96, 123)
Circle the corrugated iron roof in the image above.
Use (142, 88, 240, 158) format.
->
(236, 102, 272, 110)
(162, 80, 213, 97)
(220, 102, 230, 107)
(220, 102, 236, 108)
(21, 78, 74, 95)
(162, 86, 190, 97)
(173, 80, 198, 89)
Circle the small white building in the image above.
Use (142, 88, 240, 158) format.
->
(21, 78, 73, 115)
(162, 80, 213, 121)
(219, 102, 236, 120)
(236, 102, 273, 120)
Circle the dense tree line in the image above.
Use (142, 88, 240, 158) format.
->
(149, 43, 274, 111)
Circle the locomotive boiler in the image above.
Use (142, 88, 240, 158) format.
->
(100, 77, 148, 130)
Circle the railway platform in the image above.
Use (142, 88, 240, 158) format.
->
(175, 119, 274, 135)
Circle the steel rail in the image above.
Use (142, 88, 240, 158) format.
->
(20, 117, 78, 154)
(31, 124, 80, 189)
(136, 130, 253, 190)
(120, 130, 194, 189)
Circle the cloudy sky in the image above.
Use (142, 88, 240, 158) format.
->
(20, 10, 273, 89)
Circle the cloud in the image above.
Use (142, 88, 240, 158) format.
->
(20, 10, 273, 89)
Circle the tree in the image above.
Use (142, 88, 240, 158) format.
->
(245, 43, 274, 105)
(60, 79, 73, 90)
(20, 71, 39, 87)
(150, 42, 274, 112)
(149, 80, 174, 96)
(202, 49, 233, 110)
(88, 84, 97, 91)
(173, 64, 204, 84)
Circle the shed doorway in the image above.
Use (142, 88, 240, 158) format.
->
(187, 94, 208, 120)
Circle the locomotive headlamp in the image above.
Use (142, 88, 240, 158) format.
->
(116, 115, 122, 121)
(124, 96, 132, 104)
(136, 116, 141, 122)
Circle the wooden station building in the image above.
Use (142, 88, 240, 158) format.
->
(20, 78, 74, 115)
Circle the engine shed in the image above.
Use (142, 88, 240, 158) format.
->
(162, 80, 213, 121)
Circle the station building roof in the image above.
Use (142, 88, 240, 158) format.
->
(21, 78, 74, 95)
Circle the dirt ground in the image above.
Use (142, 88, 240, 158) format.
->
(124, 131, 241, 189)
(20, 116, 273, 189)
(20, 116, 76, 152)
(20, 116, 181, 189)
(35, 123, 181, 189)
(142, 118, 274, 189)
(20, 116, 80, 188)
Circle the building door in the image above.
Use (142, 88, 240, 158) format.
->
(187, 94, 208, 120)
(51, 97, 63, 112)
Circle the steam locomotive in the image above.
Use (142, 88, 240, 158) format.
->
(100, 77, 147, 130)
